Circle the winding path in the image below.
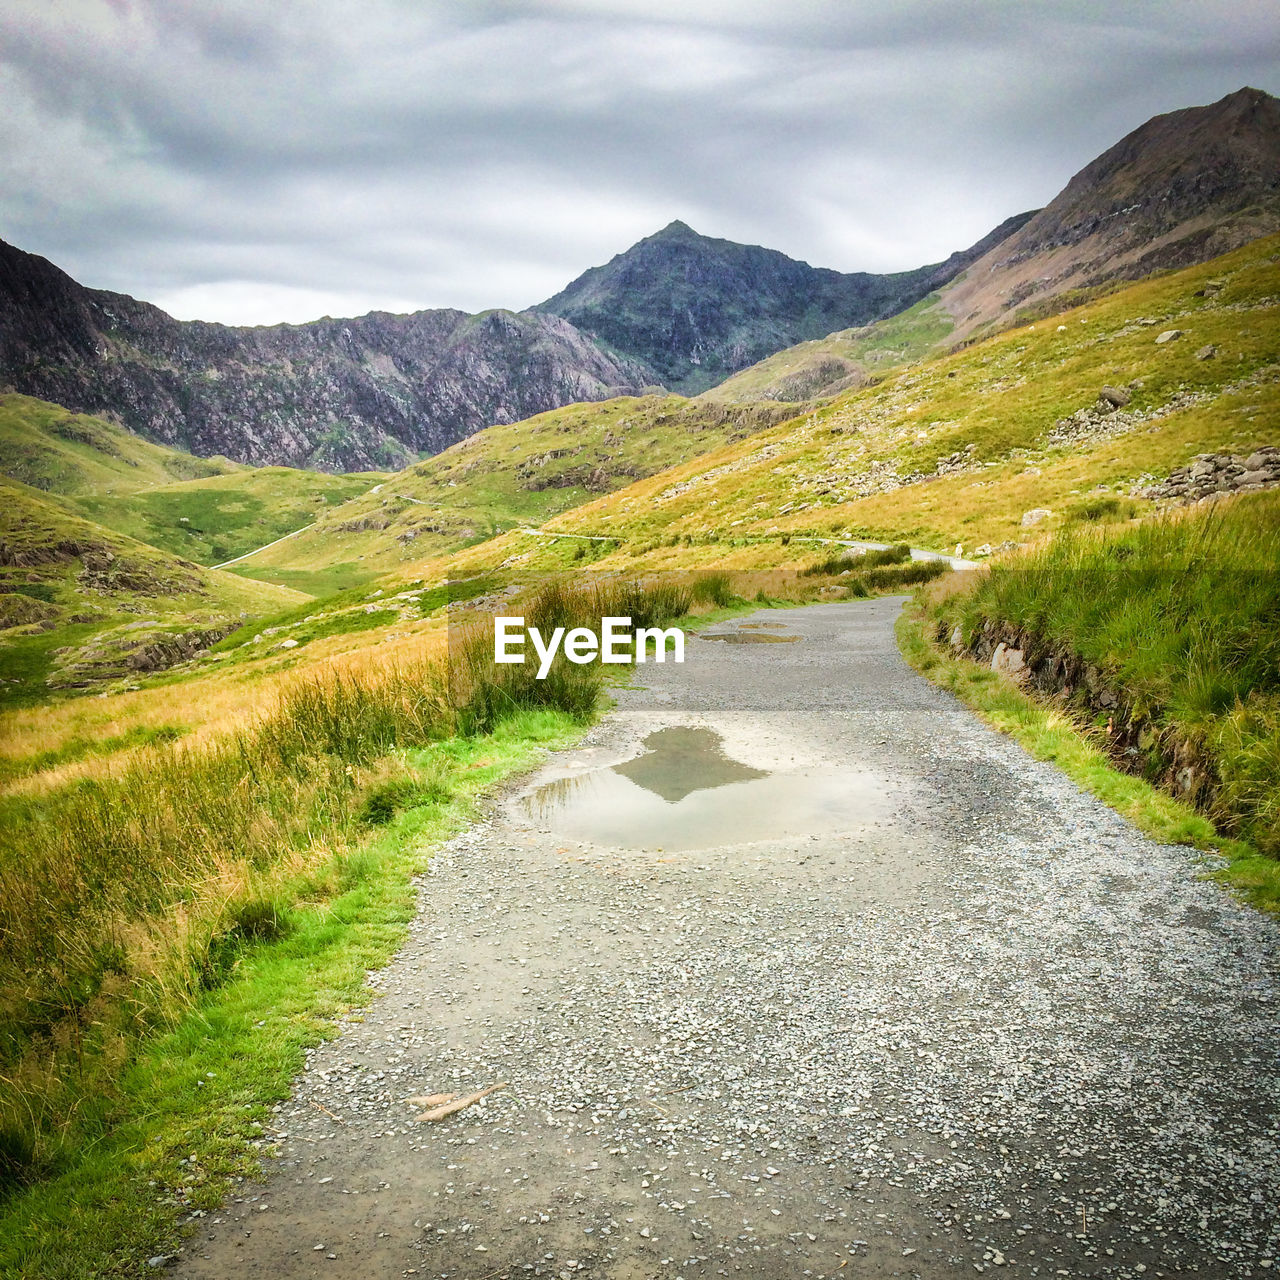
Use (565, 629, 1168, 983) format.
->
(177, 597, 1279, 1279)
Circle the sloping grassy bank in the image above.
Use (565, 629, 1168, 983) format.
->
(906, 490, 1280, 910)
(0, 574, 707, 1273)
(0, 713, 582, 1278)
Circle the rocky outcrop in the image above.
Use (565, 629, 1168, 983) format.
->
(47, 619, 237, 688)
(0, 239, 652, 472)
(945, 618, 1219, 810)
(1140, 447, 1280, 502)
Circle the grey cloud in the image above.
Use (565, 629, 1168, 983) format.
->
(1, 0, 1276, 322)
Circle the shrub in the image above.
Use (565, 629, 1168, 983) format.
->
(691, 572, 736, 608)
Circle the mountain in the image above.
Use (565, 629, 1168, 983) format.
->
(3, 87, 1276, 470)
(535, 215, 1034, 394)
(940, 86, 1280, 342)
(423, 232, 1280, 581)
(0, 240, 653, 472)
(698, 87, 1280, 404)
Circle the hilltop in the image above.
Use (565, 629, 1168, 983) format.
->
(702, 87, 1280, 404)
(534, 214, 1033, 394)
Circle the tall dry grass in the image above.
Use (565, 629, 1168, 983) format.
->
(0, 574, 692, 1188)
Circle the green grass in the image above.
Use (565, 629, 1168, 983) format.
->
(227, 561, 376, 597)
(896, 602, 1280, 914)
(0, 710, 585, 1279)
(0, 393, 377, 569)
(209, 576, 494, 663)
(234, 395, 806, 581)
(0, 621, 103, 710)
(929, 491, 1280, 856)
(801, 542, 912, 576)
(0, 481, 303, 704)
(75, 468, 374, 567)
(0, 394, 234, 495)
(0, 723, 187, 785)
(703, 292, 955, 403)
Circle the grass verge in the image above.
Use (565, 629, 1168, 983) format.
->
(896, 602, 1280, 915)
(0, 711, 584, 1277)
(925, 493, 1280, 857)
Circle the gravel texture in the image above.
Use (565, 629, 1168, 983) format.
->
(174, 598, 1280, 1279)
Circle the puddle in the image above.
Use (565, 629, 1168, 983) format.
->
(521, 726, 888, 850)
(701, 630, 800, 644)
(740, 622, 789, 630)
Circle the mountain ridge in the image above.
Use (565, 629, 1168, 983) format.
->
(941, 86, 1280, 342)
(2, 87, 1277, 469)
(0, 239, 654, 472)
(534, 212, 1035, 393)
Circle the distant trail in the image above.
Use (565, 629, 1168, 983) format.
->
(210, 482, 388, 571)
(209, 522, 317, 570)
(175, 597, 1280, 1279)
(517, 525, 982, 568)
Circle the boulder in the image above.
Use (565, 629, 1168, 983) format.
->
(1155, 329, 1183, 344)
(991, 643, 1027, 680)
(1097, 385, 1132, 410)
(1020, 508, 1053, 527)
(1194, 344, 1217, 360)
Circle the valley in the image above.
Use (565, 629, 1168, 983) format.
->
(0, 81, 1278, 1280)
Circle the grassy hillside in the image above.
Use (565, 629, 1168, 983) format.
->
(77, 466, 378, 569)
(0, 393, 378, 570)
(700, 293, 954, 403)
(410, 232, 1278, 582)
(0, 479, 303, 709)
(916, 490, 1280, 901)
(230, 394, 805, 591)
(0, 393, 236, 490)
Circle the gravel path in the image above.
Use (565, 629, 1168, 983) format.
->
(175, 598, 1280, 1280)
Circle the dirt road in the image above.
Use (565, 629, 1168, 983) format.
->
(176, 598, 1280, 1279)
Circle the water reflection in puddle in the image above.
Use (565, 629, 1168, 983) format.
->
(522, 726, 887, 850)
(613, 727, 764, 801)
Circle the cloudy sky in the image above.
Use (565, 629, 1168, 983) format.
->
(2, 0, 1277, 326)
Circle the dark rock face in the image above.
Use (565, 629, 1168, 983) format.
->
(535, 215, 1035, 393)
(0, 240, 651, 471)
